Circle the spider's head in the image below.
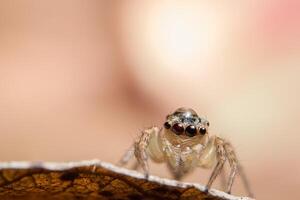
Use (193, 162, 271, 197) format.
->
(163, 107, 209, 139)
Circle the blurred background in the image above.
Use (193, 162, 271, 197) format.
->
(0, 0, 299, 199)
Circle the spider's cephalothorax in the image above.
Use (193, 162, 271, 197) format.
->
(118, 107, 254, 197)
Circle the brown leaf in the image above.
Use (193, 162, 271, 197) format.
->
(0, 160, 253, 200)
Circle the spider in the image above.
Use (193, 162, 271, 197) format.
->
(119, 107, 253, 197)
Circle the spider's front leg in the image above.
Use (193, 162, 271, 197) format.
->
(119, 126, 160, 178)
(224, 142, 254, 197)
(117, 144, 141, 171)
(223, 141, 238, 194)
(206, 137, 253, 197)
(118, 144, 135, 166)
(134, 126, 160, 178)
(206, 137, 227, 192)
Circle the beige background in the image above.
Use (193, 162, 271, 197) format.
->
(0, 1, 299, 199)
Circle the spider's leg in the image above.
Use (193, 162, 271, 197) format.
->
(223, 142, 238, 194)
(224, 141, 254, 197)
(117, 144, 135, 166)
(134, 126, 158, 178)
(219, 166, 227, 191)
(117, 145, 143, 171)
(206, 137, 226, 191)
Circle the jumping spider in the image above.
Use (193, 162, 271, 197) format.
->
(119, 107, 253, 196)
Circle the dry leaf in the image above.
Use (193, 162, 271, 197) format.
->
(0, 160, 253, 200)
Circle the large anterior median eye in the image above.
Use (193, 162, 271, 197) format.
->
(185, 125, 197, 137)
(172, 123, 184, 135)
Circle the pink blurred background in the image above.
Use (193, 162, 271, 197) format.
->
(0, 1, 299, 199)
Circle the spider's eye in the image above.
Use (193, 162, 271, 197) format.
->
(199, 127, 207, 135)
(172, 123, 184, 135)
(164, 121, 171, 129)
(207, 122, 210, 126)
(185, 125, 197, 137)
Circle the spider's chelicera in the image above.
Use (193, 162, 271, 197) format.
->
(118, 107, 253, 197)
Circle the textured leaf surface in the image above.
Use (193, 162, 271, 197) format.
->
(0, 160, 253, 200)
